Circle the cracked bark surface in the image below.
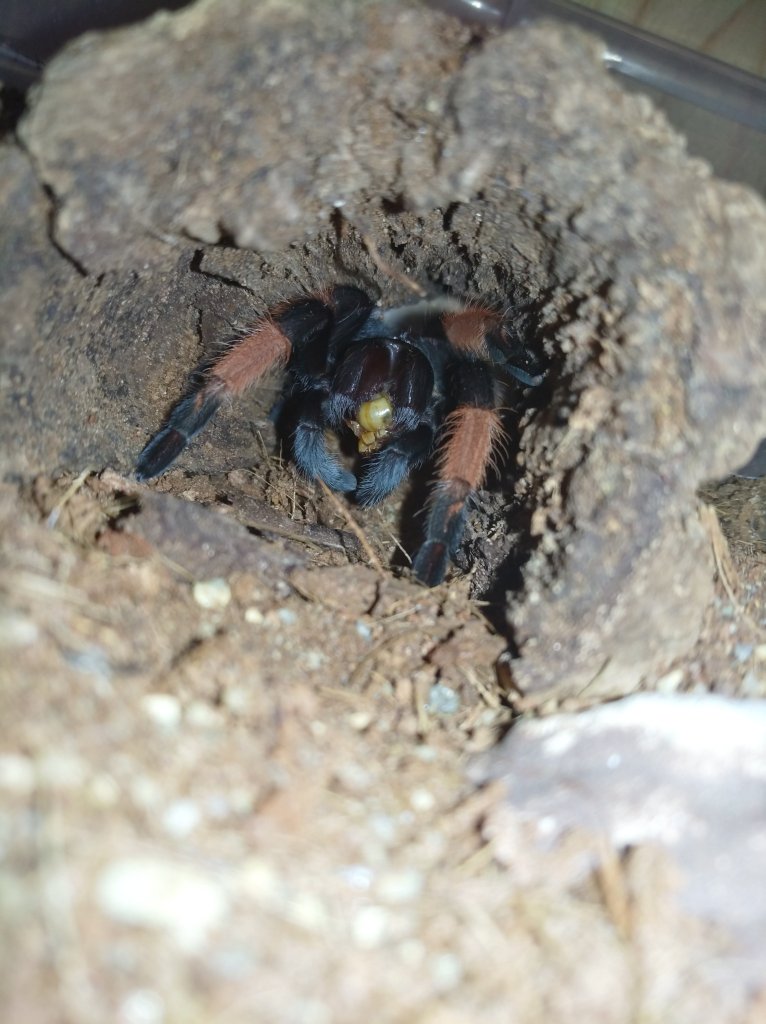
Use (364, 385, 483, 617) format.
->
(3, 0, 766, 701)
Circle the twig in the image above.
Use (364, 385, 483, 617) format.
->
(46, 467, 95, 529)
(348, 626, 423, 689)
(360, 231, 427, 297)
(318, 479, 384, 574)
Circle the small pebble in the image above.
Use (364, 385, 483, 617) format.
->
(351, 905, 390, 949)
(398, 939, 426, 967)
(355, 620, 372, 640)
(244, 606, 264, 624)
(140, 693, 182, 729)
(734, 643, 754, 664)
(0, 753, 35, 794)
(376, 868, 423, 904)
(338, 864, 374, 891)
(96, 856, 227, 951)
(334, 761, 373, 793)
(207, 946, 257, 980)
(410, 787, 435, 813)
(119, 989, 165, 1024)
(369, 813, 398, 844)
(238, 857, 280, 900)
(162, 799, 201, 838)
(426, 682, 460, 715)
(88, 772, 121, 808)
(192, 578, 231, 610)
(655, 668, 684, 693)
(431, 952, 464, 992)
(222, 686, 251, 714)
(129, 775, 162, 810)
(36, 753, 87, 790)
(347, 711, 373, 732)
(277, 607, 297, 626)
(185, 700, 224, 730)
(0, 613, 39, 648)
(284, 891, 328, 933)
(66, 646, 112, 682)
(301, 649, 325, 670)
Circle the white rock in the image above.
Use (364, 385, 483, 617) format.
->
(0, 613, 39, 648)
(351, 904, 390, 949)
(0, 753, 35, 794)
(119, 988, 165, 1024)
(140, 693, 182, 729)
(161, 799, 202, 837)
(376, 868, 423, 904)
(192, 578, 231, 610)
(470, 693, 766, 999)
(96, 856, 227, 951)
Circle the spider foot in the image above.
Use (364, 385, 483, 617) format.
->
(135, 391, 222, 480)
(413, 479, 471, 586)
(293, 420, 356, 493)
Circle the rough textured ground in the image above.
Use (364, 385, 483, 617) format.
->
(1, 2, 766, 1022)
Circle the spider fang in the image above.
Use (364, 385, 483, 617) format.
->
(347, 394, 394, 453)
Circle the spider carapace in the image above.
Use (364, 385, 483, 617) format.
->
(135, 285, 543, 586)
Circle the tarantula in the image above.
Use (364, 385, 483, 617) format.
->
(135, 285, 542, 585)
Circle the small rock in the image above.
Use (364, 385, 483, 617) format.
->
(87, 772, 121, 807)
(426, 682, 460, 715)
(734, 642, 753, 664)
(338, 864, 374, 891)
(347, 711, 373, 732)
(192, 578, 231, 610)
(140, 693, 182, 729)
(301, 649, 325, 670)
(162, 799, 202, 838)
(119, 989, 165, 1024)
(376, 868, 423, 904)
(0, 613, 39, 648)
(0, 753, 35, 794)
(185, 700, 224, 730)
(355, 619, 372, 640)
(430, 951, 464, 992)
(655, 668, 684, 693)
(36, 753, 87, 790)
(96, 856, 227, 951)
(409, 787, 435, 813)
(237, 857, 280, 900)
(351, 904, 390, 949)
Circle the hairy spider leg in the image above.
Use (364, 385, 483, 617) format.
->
(481, 315, 546, 388)
(412, 309, 506, 586)
(135, 286, 373, 481)
(354, 420, 436, 507)
(288, 287, 380, 492)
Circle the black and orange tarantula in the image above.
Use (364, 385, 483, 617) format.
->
(136, 285, 543, 586)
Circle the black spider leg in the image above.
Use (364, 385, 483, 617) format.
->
(412, 329, 505, 587)
(355, 412, 437, 507)
(135, 286, 373, 481)
(483, 320, 546, 388)
(289, 286, 380, 492)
